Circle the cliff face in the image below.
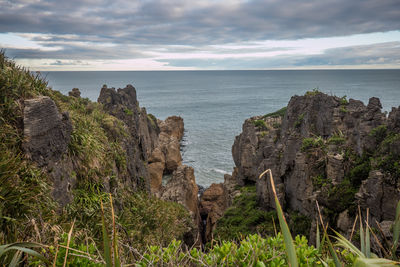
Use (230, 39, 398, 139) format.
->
(231, 92, 400, 237)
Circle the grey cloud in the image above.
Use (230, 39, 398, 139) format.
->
(4, 44, 148, 60)
(1, 0, 399, 45)
(160, 42, 400, 69)
(293, 42, 400, 66)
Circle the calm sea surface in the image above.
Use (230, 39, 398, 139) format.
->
(45, 70, 400, 187)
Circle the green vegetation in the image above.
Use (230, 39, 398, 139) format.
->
(369, 125, 387, 144)
(0, 51, 194, 264)
(137, 234, 319, 266)
(301, 136, 325, 151)
(295, 113, 305, 128)
(214, 185, 278, 240)
(262, 106, 287, 119)
(252, 119, 268, 129)
(340, 95, 348, 105)
(123, 107, 133, 115)
(147, 113, 157, 128)
(327, 135, 346, 145)
(305, 88, 322, 96)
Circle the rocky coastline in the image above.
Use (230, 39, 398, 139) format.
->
(20, 83, 400, 247)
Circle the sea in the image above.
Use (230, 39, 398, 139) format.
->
(44, 70, 400, 187)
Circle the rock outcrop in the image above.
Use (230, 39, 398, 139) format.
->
(23, 96, 72, 167)
(98, 84, 160, 191)
(199, 183, 228, 242)
(230, 92, 400, 239)
(23, 96, 74, 205)
(148, 116, 184, 193)
(160, 165, 201, 245)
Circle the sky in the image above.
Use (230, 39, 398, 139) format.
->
(0, 0, 400, 70)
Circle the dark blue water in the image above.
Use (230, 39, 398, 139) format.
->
(45, 70, 400, 186)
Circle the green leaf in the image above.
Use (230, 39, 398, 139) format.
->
(100, 200, 112, 267)
(316, 221, 320, 250)
(259, 169, 298, 267)
(354, 257, 400, 266)
(365, 223, 371, 258)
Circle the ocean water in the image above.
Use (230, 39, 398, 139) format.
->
(45, 70, 400, 187)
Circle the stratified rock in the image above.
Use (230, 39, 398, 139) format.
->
(160, 165, 201, 245)
(68, 88, 81, 98)
(337, 210, 352, 232)
(23, 96, 74, 205)
(148, 116, 184, 192)
(148, 162, 164, 192)
(200, 183, 227, 242)
(230, 92, 400, 241)
(159, 116, 184, 141)
(327, 153, 344, 185)
(356, 170, 400, 221)
(98, 85, 159, 191)
(23, 96, 72, 167)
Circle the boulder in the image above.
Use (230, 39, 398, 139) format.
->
(68, 88, 81, 98)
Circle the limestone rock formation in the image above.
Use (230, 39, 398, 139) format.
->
(230, 92, 400, 239)
(23, 96, 72, 167)
(199, 183, 228, 242)
(68, 88, 81, 98)
(23, 96, 74, 205)
(148, 116, 184, 193)
(160, 165, 201, 245)
(98, 84, 159, 191)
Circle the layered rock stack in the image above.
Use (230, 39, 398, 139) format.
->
(229, 91, 400, 241)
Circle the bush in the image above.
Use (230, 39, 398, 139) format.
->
(301, 136, 324, 151)
(214, 186, 277, 241)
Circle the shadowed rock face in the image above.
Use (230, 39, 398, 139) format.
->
(23, 96, 72, 167)
(98, 84, 159, 191)
(160, 165, 201, 246)
(23, 96, 74, 205)
(231, 92, 400, 239)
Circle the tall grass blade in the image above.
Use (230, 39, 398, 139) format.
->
(316, 220, 320, 250)
(63, 219, 75, 267)
(333, 230, 364, 258)
(109, 193, 121, 267)
(365, 209, 371, 258)
(353, 257, 400, 266)
(9, 250, 21, 267)
(359, 208, 365, 256)
(259, 169, 298, 267)
(327, 236, 341, 267)
(100, 199, 112, 267)
(392, 200, 400, 259)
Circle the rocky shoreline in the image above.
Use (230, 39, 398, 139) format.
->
(17, 81, 400, 248)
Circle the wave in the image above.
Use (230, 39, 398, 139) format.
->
(213, 168, 229, 175)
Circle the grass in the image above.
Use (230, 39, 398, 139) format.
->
(214, 185, 278, 241)
(262, 106, 287, 119)
(301, 136, 325, 151)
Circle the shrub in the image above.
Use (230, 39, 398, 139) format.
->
(301, 136, 324, 151)
(262, 107, 287, 119)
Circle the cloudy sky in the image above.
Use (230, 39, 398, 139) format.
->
(1, 0, 400, 70)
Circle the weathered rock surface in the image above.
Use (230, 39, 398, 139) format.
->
(68, 88, 81, 98)
(23, 96, 74, 205)
(23, 96, 72, 167)
(148, 116, 184, 193)
(98, 85, 159, 191)
(160, 165, 201, 245)
(230, 92, 400, 240)
(199, 183, 228, 242)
